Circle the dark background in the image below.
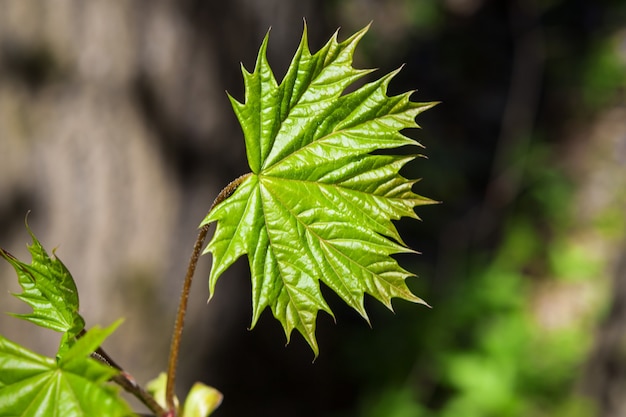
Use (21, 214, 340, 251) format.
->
(1, 1, 625, 416)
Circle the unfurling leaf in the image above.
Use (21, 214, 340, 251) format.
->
(182, 382, 223, 417)
(0, 321, 132, 417)
(0, 224, 85, 350)
(147, 372, 179, 410)
(147, 372, 223, 417)
(202, 24, 436, 355)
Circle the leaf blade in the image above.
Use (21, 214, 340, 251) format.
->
(204, 24, 436, 355)
(0, 322, 132, 417)
(0, 226, 86, 346)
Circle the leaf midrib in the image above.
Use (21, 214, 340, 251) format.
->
(260, 177, 386, 311)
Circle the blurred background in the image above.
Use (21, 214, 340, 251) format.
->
(1, 0, 625, 416)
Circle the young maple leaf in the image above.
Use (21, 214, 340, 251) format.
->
(0, 224, 85, 351)
(0, 321, 132, 417)
(202, 24, 437, 355)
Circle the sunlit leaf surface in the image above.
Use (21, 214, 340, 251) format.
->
(202, 25, 436, 355)
(0, 322, 132, 417)
(0, 225, 85, 350)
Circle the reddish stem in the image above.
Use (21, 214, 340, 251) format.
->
(164, 173, 252, 413)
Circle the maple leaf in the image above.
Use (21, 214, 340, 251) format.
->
(202, 24, 436, 355)
(0, 321, 132, 417)
(0, 224, 85, 351)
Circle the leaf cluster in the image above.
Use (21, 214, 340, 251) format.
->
(0, 228, 132, 416)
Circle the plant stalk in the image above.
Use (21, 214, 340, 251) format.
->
(164, 173, 252, 413)
(164, 224, 210, 412)
(79, 330, 167, 416)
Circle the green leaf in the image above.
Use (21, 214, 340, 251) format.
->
(0, 321, 133, 417)
(147, 373, 223, 417)
(202, 24, 436, 355)
(0, 224, 85, 349)
(182, 382, 223, 417)
(146, 372, 177, 410)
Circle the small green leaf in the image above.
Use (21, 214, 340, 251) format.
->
(146, 372, 223, 417)
(182, 382, 223, 417)
(146, 372, 176, 410)
(0, 224, 85, 348)
(0, 321, 132, 417)
(203, 24, 436, 355)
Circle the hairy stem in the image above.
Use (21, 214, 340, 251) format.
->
(164, 173, 252, 413)
(164, 224, 210, 412)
